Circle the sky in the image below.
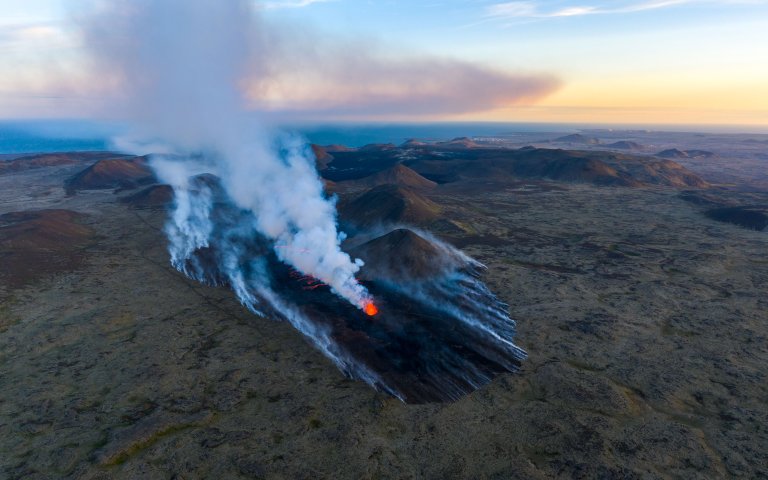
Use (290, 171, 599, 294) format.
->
(1, 0, 767, 127)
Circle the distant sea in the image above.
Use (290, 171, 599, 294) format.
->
(2, 119, 767, 156)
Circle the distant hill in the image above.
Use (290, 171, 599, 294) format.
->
(321, 143, 708, 189)
(66, 156, 155, 193)
(339, 184, 440, 229)
(0, 152, 122, 176)
(401, 139, 428, 148)
(505, 150, 638, 186)
(606, 141, 643, 151)
(347, 164, 437, 190)
(554, 134, 600, 145)
(359, 143, 397, 152)
(405, 147, 708, 188)
(438, 137, 480, 148)
(656, 148, 716, 159)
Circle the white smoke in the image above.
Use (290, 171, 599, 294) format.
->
(81, 0, 371, 310)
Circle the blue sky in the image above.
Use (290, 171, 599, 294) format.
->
(2, 0, 767, 125)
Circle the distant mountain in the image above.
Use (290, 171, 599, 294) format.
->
(606, 141, 643, 151)
(554, 134, 600, 145)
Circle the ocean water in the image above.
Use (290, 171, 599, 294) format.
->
(0, 119, 579, 155)
(0, 120, 119, 155)
(2, 119, 766, 156)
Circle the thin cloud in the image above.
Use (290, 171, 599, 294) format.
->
(260, 0, 334, 9)
(485, 0, 764, 19)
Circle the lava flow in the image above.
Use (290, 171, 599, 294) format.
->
(363, 301, 379, 316)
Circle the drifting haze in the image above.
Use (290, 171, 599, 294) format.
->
(74, 1, 559, 121)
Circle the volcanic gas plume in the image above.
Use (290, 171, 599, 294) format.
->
(81, 0, 526, 402)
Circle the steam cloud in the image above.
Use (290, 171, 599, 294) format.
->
(82, 0, 371, 310)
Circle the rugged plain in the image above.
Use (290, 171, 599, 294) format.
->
(1, 131, 768, 479)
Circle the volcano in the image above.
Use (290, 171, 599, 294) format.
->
(351, 164, 437, 190)
(350, 228, 462, 281)
(0, 209, 94, 288)
(339, 184, 441, 230)
(65, 156, 155, 193)
(173, 177, 525, 403)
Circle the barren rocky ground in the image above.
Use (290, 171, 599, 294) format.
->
(1, 148, 767, 478)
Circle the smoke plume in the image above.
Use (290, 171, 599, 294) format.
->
(81, 0, 371, 310)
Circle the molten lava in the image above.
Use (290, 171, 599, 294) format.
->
(363, 301, 379, 316)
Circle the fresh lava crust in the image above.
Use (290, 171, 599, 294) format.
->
(363, 301, 379, 316)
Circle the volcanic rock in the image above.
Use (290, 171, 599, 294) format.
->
(65, 156, 154, 193)
(338, 184, 441, 229)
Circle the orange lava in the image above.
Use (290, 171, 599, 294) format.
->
(363, 301, 379, 316)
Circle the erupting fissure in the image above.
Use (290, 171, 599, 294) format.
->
(363, 301, 379, 316)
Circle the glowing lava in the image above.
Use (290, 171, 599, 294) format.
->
(363, 301, 379, 316)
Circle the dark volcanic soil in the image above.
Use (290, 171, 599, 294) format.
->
(1, 148, 767, 479)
